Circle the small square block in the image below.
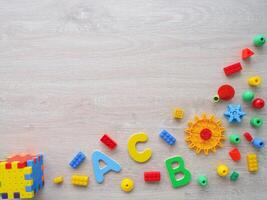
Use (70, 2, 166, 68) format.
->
(173, 108, 184, 119)
(1, 193, 8, 199)
(229, 148, 241, 161)
(14, 192, 20, 199)
(230, 171, 239, 181)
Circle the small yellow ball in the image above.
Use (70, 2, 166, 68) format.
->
(217, 164, 229, 177)
(120, 178, 134, 192)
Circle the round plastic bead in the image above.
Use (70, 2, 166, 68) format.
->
(120, 178, 134, 192)
(242, 90, 255, 102)
(253, 34, 266, 47)
(217, 164, 229, 177)
(218, 84, 235, 101)
(250, 117, 263, 128)
(229, 134, 241, 145)
(197, 175, 208, 187)
(213, 94, 220, 103)
(252, 98, 265, 109)
(243, 132, 253, 142)
(248, 76, 262, 87)
(252, 138, 265, 149)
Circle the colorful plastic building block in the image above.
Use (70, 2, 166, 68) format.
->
(92, 150, 121, 184)
(197, 175, 208, 187)
(217, 164, 229, 177)
(229, 134, 241, 145)
(173, 108, 184, 119)
(217, 84, 235, 101)
(185, 113, 225, 155)
(229, 148, 241, 161)
(120, 178, 134, 192)
(242, 90, 255, 102)
(165, 156, 191, 188)
(248, 76, 262, 87)
(0, 154, 44, 200)
(53, 176, 64, 184)
(243, 132, 253, 142)
(127, 132, 152, 163)
(144, 171, 161, 182)
(159, 130, 176, 145)
(242, 48, 254, 59)
(252, 138, 265, 149)
(253, 34, 266, 46)
(213, 94, 220, 103)
(223, 62, 242, 76)
(230, 171, 239, 181)
(224, 104, 246, 123)
(71, 175, 89, 187)
(100, 134, 117, 150)
(250, 117, 263, 128)
(246, 153, 258, 172)
(252, 98, 265, 109)
(69, 152, 86, 169)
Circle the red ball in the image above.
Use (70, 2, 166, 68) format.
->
(252, 98, 265, 109)
(218, 84, 235, 101)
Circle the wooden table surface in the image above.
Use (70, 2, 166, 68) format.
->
(0, 0, 266, 199)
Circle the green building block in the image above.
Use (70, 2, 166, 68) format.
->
(230, 171, 239, 181)
(197, 175, 208, 187)
(250, 117, 263, 128)
(229, 134, 241, 145)
(242, 90, 255, 102)
(253, 34, 266, 47)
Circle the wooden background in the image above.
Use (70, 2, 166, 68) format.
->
(0, 0, 266, 199)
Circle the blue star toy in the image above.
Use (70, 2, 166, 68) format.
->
(224, 104, 246, 123)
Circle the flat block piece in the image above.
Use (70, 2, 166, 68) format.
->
(144, 171, 161, 182)
(159, 130, 176, 145)
(173, 108, 184, 119)
(229, 148, 241, 161)
(223, 62, 242, 76)
(69, 152, 86, 169)
(71, 175, 89, 186)
(242, 48, 254, 59)
(53, 176, 64, 184)
(247, 153, 258, 172)
(100, 134, 117, 150)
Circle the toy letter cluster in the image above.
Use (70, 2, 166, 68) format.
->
(0, 34, 265, 199)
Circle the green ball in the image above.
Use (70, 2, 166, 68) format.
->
(230, 171, 239, 182)
(253, 34, 266, 47)
(229, 134, 241, 145)
(213, 94, 220, 103)
(250, 117, 263, 128)
(197, 175, 208, 186)
(242, 90, 255, 102)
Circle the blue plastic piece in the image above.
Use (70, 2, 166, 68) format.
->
(224, 104, 246, 123)
(69, 152, 86, 169)
(159, 130, 176, 145)
(92, 150, 121, 184)
(252, 138, 265, 149)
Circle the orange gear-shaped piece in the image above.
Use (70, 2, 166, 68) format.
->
(185, 113, 225, 155)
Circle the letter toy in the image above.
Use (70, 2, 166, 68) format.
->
(92, 150, 121, 184)
(247, 153, 258, 172)
(217, 164, 229, 177)
(224, 104, 246, 123)
(120, 178, 134, 192)
(253, 34, 266, 46)
(127, 132, 152, 163)
(185, 113, 225, 155)
(165, 156, 191, 188)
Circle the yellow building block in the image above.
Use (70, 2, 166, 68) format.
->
(173, 108, 184, 119)
(71, 175, 89, 187)
(53, 176, 64, 184)
(247, 153, 258, 172)
(248, 76, 262, 87)
(127, 132, 152, 163)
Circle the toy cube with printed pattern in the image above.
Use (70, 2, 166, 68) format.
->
(0, 154, 44, 199)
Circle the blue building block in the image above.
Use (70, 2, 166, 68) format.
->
(69, 152, 86, 169)
(159, 130, 176, 145)
(224, 104, 246, 123)
(252, 138, 265, 149)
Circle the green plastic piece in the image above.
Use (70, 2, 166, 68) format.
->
(253, 34, 266, 47)
(229, 134, 241, 145)
(250, 117, 264, 128)
(242, 90, 255, 102)
(230, 171, 239, 181)
(213, 95, 220, 103)
(197, 175, 208, 186)
(165, 156, 191, 188)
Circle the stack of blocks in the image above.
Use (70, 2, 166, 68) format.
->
(0, 154, 44, 199)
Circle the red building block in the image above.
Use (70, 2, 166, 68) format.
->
(144, 171, 161, 182)
(229, 148, 241, 161)
(100, 134, 117, 150)
(242, 48, 254, 60)
(223, 62, 242, 76)
(243, 132, 253, 142)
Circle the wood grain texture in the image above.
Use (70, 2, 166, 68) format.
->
(0, 0, 266, 199)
